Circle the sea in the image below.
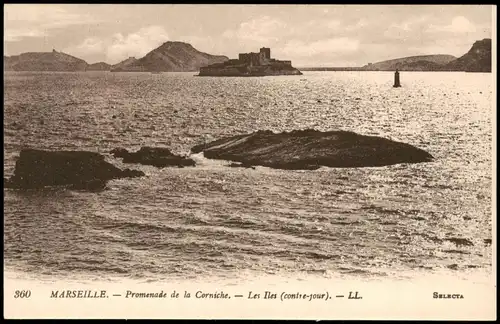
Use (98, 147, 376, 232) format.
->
(3, 71, 494, 285)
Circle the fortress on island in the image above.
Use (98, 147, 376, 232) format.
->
(198, 47, 302, 76)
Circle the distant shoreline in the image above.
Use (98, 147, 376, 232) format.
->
(297, 68, 490, 73)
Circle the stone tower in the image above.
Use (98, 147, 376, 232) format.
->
(260, 47, 271, 60)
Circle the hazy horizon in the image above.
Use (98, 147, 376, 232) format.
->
(4, 4, 494, 67)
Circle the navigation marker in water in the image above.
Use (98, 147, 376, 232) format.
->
(393, 70, 401, 88)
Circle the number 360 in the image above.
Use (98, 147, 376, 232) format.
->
(14, 290, 31, 298)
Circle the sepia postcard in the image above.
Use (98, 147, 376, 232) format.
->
(3, 4, 496, 320)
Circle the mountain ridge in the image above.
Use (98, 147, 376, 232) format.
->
(114, 41, 229, 72)
(3, 39, 492, 73)
(4, 49, 88, 71)
(443, 38, 492, 72)
(4, 42, 229, 72)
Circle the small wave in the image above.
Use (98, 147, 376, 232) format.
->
(360, 205, 402, 215)
(101, 220, 177, 233)
(222, 217, 263, 230)
(442, 249, 471, 254)
(330, 220, 363, 225)
(188, 152, 227, 168)
(304, 251, 340, 260)
(338, 267, 371, 274)
(304, 269, 329, 275)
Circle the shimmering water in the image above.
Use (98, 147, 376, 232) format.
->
(3, 71, 493, 282)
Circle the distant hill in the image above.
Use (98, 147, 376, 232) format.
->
(87, 62, 111, 71)
(4, 56, 16, 70)
(362, 54, 457, 71)
(4, 49, 88, 71)
(4, 41, 228, 73)
(110, 57, 140, 72)
(444, 38, 491, 72)
(115, 41, 229, 72)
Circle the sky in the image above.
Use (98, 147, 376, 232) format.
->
(3, 4, 494, 67)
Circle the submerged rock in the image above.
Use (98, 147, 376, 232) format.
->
(191, 129, 434, 170)
(4, 149, 144, 190)
(111, 146, 196, 168)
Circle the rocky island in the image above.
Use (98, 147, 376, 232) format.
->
(198, 47, 302, 77)
(191, 129, 433, 170)
(4, 149, 144, 191)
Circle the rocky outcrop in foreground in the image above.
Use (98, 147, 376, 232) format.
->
(191, 129, 433, 170)
(4, 149, 144, 190)
(111, 147, 196, 168)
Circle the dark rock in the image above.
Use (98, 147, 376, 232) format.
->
(4, 149, 144, 190)
(446, 238, 474, 247)
(111, 146, 196, 168)
(191, 129, 434, 170)
(110, 148, 130, 159)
